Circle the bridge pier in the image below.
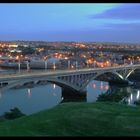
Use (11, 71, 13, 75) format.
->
(61, 87, 86, 103)
(108, 79, 128, 86)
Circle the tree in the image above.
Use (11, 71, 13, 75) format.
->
(21, 46, 35, 55)
(4, 107, 26, 120)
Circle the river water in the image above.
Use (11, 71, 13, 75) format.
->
(0, 69, 140, 116)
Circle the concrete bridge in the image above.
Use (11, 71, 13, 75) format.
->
(0, 64, 140, 93)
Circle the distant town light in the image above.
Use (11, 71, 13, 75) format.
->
(53, 62, 56, 70)
(71, 65, 74, 69)
(16, 55, 19, 60)
(106, 61, 109, 64)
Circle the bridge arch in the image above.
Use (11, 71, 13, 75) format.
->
(46, 78, 83, 94)
(1, 77, 82, 94)
(0, 65, 139, 93)
(80, 71, 124, 90)
(124, 68, 136, 80)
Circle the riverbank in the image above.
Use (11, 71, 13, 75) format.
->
(0, 102, 140, 136)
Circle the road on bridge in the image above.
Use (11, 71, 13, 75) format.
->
(0, 64, 140, 82)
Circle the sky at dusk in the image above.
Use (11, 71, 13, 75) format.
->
(0, 3, 140, 43)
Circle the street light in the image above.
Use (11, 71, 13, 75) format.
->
(132, 56, 134, 64)
(53, 61, 56, 70)
(45, 60, 47, 71)
(123, 59, 125, 65)
(16, 55, 21, 73)
(68, 60, 70, 69)
(106, 60, 110, 67)
(130, 56, 134, 65)
(26, 61, 30, 72)
(18, 59, 20, 73)
(75, 61, 78, 69)
(94, 60, 96, 68)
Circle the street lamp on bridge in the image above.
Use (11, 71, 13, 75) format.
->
(68, 60, 70, 69)
(75, 61, 78, 69)
(94, 60, 96, 68)
(45, 60, 48, 71)
(132, 56, 134, 64)
(53, 62, 56, 70)
(16, 55, 20, 73)
(26, 61, 30, 72)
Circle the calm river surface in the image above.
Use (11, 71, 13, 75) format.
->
(0, 69, 140, 116)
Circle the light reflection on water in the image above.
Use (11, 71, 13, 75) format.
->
(87, 81, 140, 106)
(0, 84, 62, 115)
(86, 80, 109, 102)
(107, 86, 140, 106)
(136, 90, 140, 100)
(27, 88, 31, 98)
(123, 88, 140, 105)
(0, 79, 140, 116)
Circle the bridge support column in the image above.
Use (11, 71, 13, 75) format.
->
(61, 87, 86, 103)
(67, 76, 70, 83)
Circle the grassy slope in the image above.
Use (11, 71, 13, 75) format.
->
(0, 102, 140, 136)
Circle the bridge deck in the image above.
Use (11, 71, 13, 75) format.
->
(0, 64, 140, 82)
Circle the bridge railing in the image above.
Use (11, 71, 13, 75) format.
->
(0, 63, 140, 78)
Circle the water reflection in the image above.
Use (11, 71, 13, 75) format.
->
(0, 79, 140, 116)
(0, 90, 2, 99)
(53, 84, 56, 89)
(130, 93, 133, 101)
(128, 98, 131, 105)
(126, 88, 140, 105)
(87, 80, 109, 102)
(105, 85, 109, 90)
(106, 86, 140, 105)
(136, 90, 140, 100)
(93, 83, 96, 89)
(61, 96, 64, 101)
(0, 84, 62, 115)
(87, 80, 140, 106)
(52, 84, 57, 96)
(53, 92, 57, 96)
(61, 88, 86, 103)
(100, 82, 103, 90)
(27, 88, 31, 98)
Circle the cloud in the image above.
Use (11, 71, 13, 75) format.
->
(90, 4, 140, 20)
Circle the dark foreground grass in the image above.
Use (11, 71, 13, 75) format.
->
(0, 102, 140, 136)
